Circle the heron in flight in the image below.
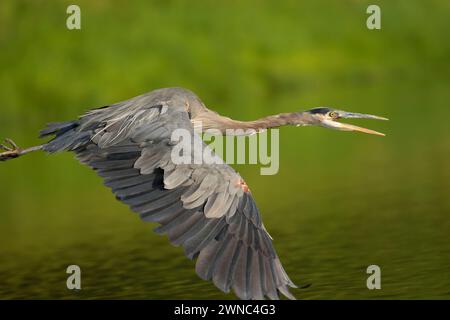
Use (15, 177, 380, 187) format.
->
(0, 87, 387, 299)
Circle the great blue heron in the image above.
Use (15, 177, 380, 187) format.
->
(0, 87, 387, 299)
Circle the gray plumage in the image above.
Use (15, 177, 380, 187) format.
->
(39, 87, 296, 300)
(1, 86, 388, 299)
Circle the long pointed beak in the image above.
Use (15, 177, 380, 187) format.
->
(322, 112, 388, 136)
(339, 112, 389, 121)
(328, 122, 386, 136)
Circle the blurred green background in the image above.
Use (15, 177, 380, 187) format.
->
(0, 0, 449, 299)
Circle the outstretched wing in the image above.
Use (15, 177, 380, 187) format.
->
(41, 91, 296, 300)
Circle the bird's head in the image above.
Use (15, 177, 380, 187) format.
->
(299, 107, 388, 136)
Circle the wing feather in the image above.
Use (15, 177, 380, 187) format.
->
(43, 88, 296, 300)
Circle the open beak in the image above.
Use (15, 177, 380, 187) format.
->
(322, 112, 388, 136)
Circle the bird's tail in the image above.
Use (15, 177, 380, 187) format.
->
(39, 120, 91, 153)
(39, 120, 79, 138)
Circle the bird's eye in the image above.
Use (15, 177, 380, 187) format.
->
(328, 111, 339, 119)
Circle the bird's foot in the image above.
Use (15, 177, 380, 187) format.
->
(0, 138, 21, 161)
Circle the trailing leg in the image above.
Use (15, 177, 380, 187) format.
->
(0, 138, 43, 161)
